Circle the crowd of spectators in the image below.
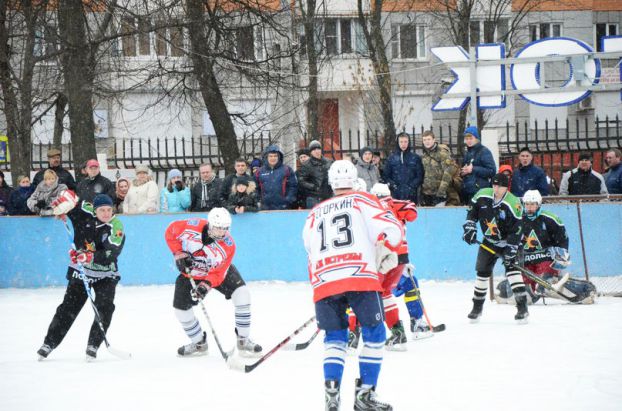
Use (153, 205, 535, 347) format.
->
(1, 138, 620, 217)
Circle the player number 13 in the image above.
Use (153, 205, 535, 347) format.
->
(317, 213, 353, 252)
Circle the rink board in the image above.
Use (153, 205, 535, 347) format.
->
(0, 203, 620, 287)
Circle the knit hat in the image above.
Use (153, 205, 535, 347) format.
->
(308, 140, 322, 151)
(93, 194, 113, 209)
(464, 126, 480, 140)
(359, 146, 373, 158)
(297, 148, 310, 158)
(235, 176, 250, 187)
(250, 158, 262, 169)
(135, 164, 150, 174)
(498, 164, 513, 175)
(167, 169, 182, 180)
(492, 173, 509, 188)
(578, 152, 592, 161)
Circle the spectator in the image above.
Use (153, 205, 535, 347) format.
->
(604, 148, 622, 194)
(27, 170, 68, 216)
(297, 148, 310, 165)
(0, 170, 12, 216)
(420, 130, 460, 206)
(161, 169, 191, 212)
(32, 148, 76, 191)
(250, 158, 262, 175)
(114, 178, 130, 213)
(355, 147, 380, 192)
(383, 132, 424, 203)
(559, 152, 608, 195)
(190, 163, 222, 212)
(254, 145, 297, 210)
(295, 148, 311, 208)
(225, 176, 258, 214)
(219, 159, 249, 204)
(75, 161, 88, 184)
(547, 176, 559, 195)
(499, 164, 513, 191)
(297, 140, 333, 208)
(76, 159, 116, 203)
(460, 126, 496, 204)
(372, 150, 384, 178)
(510, 147, 549, 198)
(7, 175, 34, 216)
(123, 165, 159, 214)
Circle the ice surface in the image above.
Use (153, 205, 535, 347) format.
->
(1, 281, 621, 411)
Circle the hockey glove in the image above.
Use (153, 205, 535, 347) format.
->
(52, 190, 78, 216)
(502, 245, 519, 269)
(190, 281, 211, 301)
(70, 249, 94, 265)
(375, 241, 398, 275)
(174, 252, 193, 273)
(549, 247, 570, 270)
(393, 271, 415, 297)
(462, 220, 477, 245)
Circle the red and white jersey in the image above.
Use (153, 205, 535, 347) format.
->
(164, 218, 235, 287)
(379, 197, 417, 256)
(302, 191, 402, 303)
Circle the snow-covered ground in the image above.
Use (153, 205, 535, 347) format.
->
(1, 281, 621, 411)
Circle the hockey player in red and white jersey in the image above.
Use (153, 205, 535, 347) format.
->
(164, 208, 262, 357)
(302, 160, 402, 411)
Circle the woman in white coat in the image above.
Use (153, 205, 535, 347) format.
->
(122, 164, 159, 213)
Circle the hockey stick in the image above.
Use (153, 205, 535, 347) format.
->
(283, 328, 321, 351)
(62, 220, 131, 360)
(403, 267, 446, 333)
(476, 241, 577, 304)
(229, 316, 317, 373)
(187, 276, 235, 362)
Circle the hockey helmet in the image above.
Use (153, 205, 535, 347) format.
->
(328, 160, 358, 190)
(370, 183, 391, 198)
(207, 207, 232, 240)
(523, 190, 542, 205)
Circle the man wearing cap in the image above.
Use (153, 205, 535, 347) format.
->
(559, 152, 608, 195)
(460, 126, 496, 204)
(76, 159, 116, 204)
(32, 148, 77, 191)
(297, 139, 333, 208)
(37, 193, 126, 361)
(462, 172, 529, 322)
(510, 147, 549, 198)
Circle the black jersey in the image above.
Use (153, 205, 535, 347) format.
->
(68, 201, 125, 278)
(466, 188, 523, 248)
(521, 210, 568, 265)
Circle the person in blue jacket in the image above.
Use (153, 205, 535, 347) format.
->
(460, 126, 496, 204)
(511, 147, 549, 198)
(604, 149, 622, 194)
(254, 145, 298, 210)
(382, 132, 424, 203)
(161, 169, 191, 212)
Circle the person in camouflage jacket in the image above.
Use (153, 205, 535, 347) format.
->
(421, 130, 460, 206)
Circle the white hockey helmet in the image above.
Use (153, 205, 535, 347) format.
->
(370, 183, 391, 198)
(352, 178, 367, 192)
(207, 207, 232, 240)
(523, 190, 542, 206)
(328, 160, 358, 190)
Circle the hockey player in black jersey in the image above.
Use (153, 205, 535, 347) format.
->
(37, 193, 126, 361)
(462, 173, 529, 322)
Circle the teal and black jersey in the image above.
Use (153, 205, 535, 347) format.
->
(466, 188, 523, 247)
(68, 200, 125, 277)
(521, 210, 568, 265)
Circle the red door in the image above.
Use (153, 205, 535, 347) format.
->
(318, 99, 341, 159)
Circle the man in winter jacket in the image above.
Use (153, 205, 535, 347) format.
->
(559, 152, 608, 195)
(190, 163, 222, 212)
(32, 148, 76, 191)
(421, 130, 460, 206)
(511, 147, 549, 198)
(355, 147, 380, 192)
(254, 145, 298, 210)
(604, 149, 622, 194)
(297, 140, 333, 208)
(76, 159, 116, 204)
(383, 132, 424, 203)
(460, 127, 496, 204)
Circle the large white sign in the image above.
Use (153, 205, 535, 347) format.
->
(432, 35, 622, 111)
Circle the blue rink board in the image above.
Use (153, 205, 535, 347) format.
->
(0, 203, 620, 288)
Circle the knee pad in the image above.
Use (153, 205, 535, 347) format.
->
(361, 322, 386, 344)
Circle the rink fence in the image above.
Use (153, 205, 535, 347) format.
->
(0, 203, 621, 288)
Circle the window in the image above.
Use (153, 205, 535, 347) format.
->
(155, 21, 185, 57)
(319, 19, 367, 56)
(468, 19, 509, 47)
(235, 26, 265, 61)
(34, 23, 58, 58)
(595, 23, 618, 52)
(391, 24, 426, 59)
(119, 17, 185, 58)
(530, 23, 561, 41)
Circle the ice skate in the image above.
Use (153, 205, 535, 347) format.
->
(468, 299, 484, 323)
(324, 380, 340, 411)
(237, 336, 263, 357)
(354, 378, 392, 411)
(85, 345, 98, 362)
(37, 344, 52, 361)
(177, 332, 208, 356)
(514, 295, 529, 324)
(410, 317, 433, 340)
(385, 320, 407, 351)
